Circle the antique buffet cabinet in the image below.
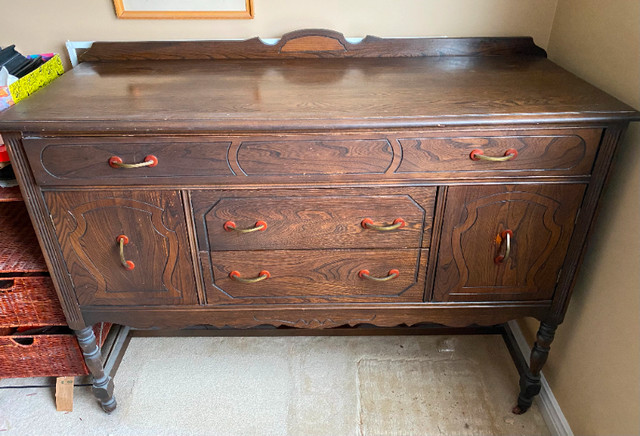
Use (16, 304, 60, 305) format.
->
(0, 30, 638, 414)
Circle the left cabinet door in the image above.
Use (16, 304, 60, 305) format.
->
(44, 191, 198, 306)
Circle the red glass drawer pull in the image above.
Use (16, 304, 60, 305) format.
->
(109, 155, 158, 169)
(494, 230, 513, 264)
(116, 235, 135, 270)
(358, 269, 400, 281)
(469, 148, 518, 162)
(229, 270, 271, 283)
(361, 218, 405, 231)
(223, 220, 267, 233)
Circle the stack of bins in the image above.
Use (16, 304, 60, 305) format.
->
(0, 194, 111, 377)
(0, 52, 110, 380)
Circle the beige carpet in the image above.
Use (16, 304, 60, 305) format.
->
(0, 335, 549, 436)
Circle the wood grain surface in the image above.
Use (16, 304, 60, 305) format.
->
(397, 128, 601, 176)
(203, 249, 426, 304)
(44, 190, 197, 306)
(2, 32, 638, 415)
(0, 56, 636, 134)
(80, 31, 547, 61)
(433, 184, 585, 302)
(193, 187, 435, 250)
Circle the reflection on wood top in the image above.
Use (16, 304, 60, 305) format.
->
(0, 34, 637, 133)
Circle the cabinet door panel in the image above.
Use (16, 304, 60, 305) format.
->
(45, 191, 197, 306)
(433, 184, 585, 301)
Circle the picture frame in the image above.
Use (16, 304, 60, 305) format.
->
(113, 0, 254, 19)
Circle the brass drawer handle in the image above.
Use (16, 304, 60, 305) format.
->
(470, 148, 518, 162)
(361, 218, 405, 231)
(229, 270, 271, 283)
(224, 220, 267, 233)
(109, 155, 158, 169)
(494, 230, 513, 264)
(358, 269, 400, 281)
(116, 235, 135, 270)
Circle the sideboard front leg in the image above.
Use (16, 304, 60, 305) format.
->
(74, 326, 117, 413)
(512, 321, 558, 415)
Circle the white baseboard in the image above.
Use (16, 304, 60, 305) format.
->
(507, 320, 574, 436)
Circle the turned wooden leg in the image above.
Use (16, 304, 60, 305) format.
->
(74, 326, 117, 413)
(512, 321, 557, 414)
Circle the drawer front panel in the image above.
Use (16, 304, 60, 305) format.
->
(44, 190, 198, 306)
(236, 138, 393, 176)
(0, 277, 66, 327)
(0, 334, 88, 378)
(433, 184, 585, 302)
(202, 249, 427, 305)
(193, 187, 435, 251)
(24, 129, 599, 186)
(25, 137, 233, 186)
(397, 129, 601, 176)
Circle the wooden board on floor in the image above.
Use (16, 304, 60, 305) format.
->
(55, 376, 74, 412)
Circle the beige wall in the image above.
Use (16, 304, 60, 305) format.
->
(1, 0, 558, 66)
(521, 0, 640, 434)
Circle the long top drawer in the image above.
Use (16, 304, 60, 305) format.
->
(23, 128, 601, 186)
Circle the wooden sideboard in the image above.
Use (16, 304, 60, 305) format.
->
(0, 30, 637, 414)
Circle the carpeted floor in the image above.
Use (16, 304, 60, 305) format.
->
(0, 334, 550, 436)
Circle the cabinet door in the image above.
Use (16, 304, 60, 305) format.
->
(45, 191, 197, 306)
(433, 185, 585, 301)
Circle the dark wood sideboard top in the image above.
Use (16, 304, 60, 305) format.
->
(0, 31, 637, 134)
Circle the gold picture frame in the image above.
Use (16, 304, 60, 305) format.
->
(113, 0, 254, 19)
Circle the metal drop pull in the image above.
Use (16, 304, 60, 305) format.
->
(361, 218, 405, 231)
(495, 230, 513, 264)
(116, 235, 135, 270)
(229, 270, 270, 283)
(470, 148, 518, 162)
(358, 269, 400, 281)
(224, 220, 267, 233)
(109, 155, 158, 169)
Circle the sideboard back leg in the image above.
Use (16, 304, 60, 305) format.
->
(74, 326, 117, 413)
(512, 321, 558, 415)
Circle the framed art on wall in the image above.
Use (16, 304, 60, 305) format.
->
(113, 0, 254, 19)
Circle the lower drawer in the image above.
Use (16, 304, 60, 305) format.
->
(0, 324, 111, 379)
(202, 249, 428, 305)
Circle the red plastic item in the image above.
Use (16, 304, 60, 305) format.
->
(0, 144, 9, 163)
(116, 235, 129, 245)
(469, 149, 484, 160)
(504, 149, 518, 159)
(144, 155, 159, 167)
(108, 156, 123, 168)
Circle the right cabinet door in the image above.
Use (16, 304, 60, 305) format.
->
(433, 184, 585, 302)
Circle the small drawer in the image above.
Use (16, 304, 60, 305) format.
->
(0, 276, 66, 328)
(0, 201, 47, 273)
(24, 136, 234, 186)
(396, 128, 601, 177)
(0, 324, 111, 379)
(202, 248, 428, 305)
(0, 333, 87, 378)
(192, 187, 436, 251)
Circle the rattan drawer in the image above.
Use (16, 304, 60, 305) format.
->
(0, 276, 66, 328)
